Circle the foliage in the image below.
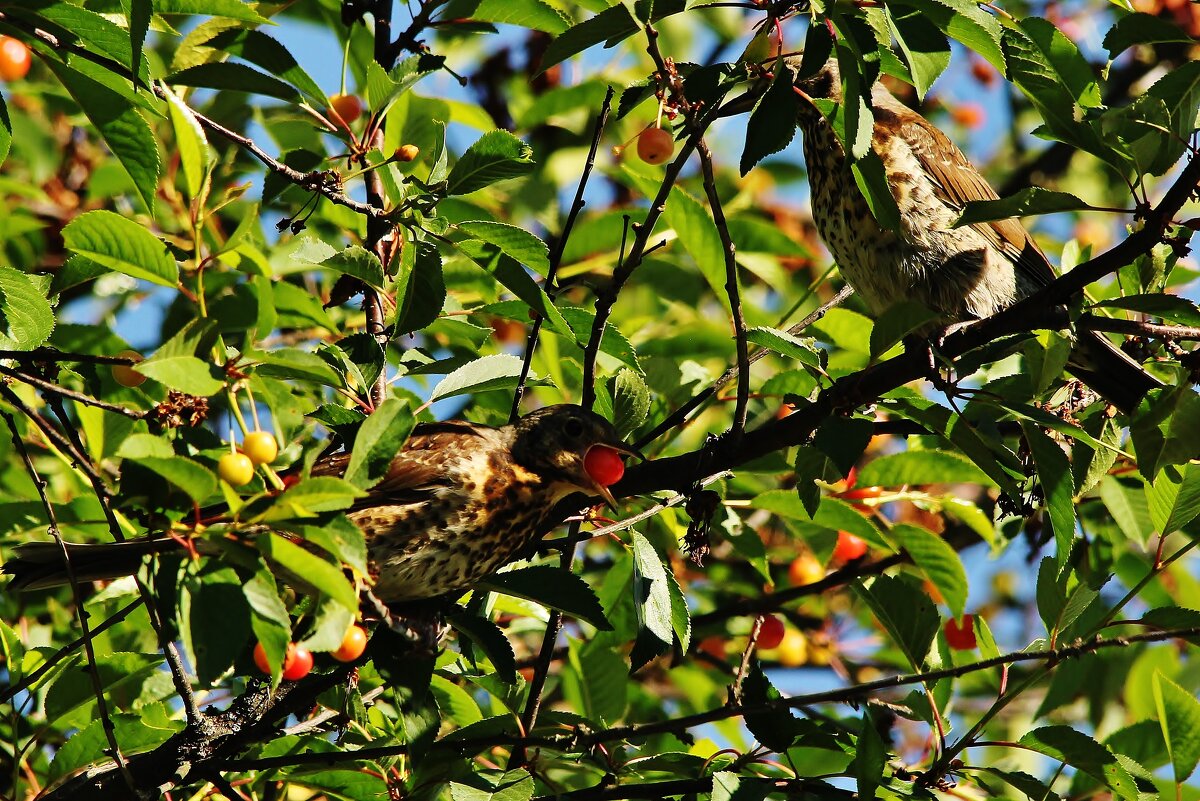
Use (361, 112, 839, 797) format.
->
(0, 0, 1198, 799)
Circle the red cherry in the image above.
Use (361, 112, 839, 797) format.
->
(253, 641, 296, 676)
(832, 530, 868, 563)
(756, 614, 785, 649)
(584, 446, 625, 487)
(282, 646, 313, 680)
(332, 625, 368, 662)
(945, 615, 977, 651)
(636, 127, 674, 165)
(0, 36, 31, 82)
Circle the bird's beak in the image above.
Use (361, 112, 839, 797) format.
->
(592, 481, 619, 511)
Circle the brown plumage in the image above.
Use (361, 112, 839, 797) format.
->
(3, 405, 641, 601)
(794, 57, 1162, 412)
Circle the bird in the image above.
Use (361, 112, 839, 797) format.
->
(3, 404, 642, 602)
(791, 56, 1162, 412)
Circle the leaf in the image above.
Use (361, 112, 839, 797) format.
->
(48, 704, 182, 781)
(741, 62, 799, 175)
(448, 613, 517, 683)
(855, 574, 939, 671)
(857, 449, 997, 488)
(1021, 422, 1076, 573)
(44, 652, 162, 722)
(202, 29, 326, 105)
(611, 369, 650, 440)
(1145, 462, 1200, 535)
(446, 130, 535, 195)
(262, 477, 365, 518)
(1153, 671, 1200, 783)
(629, 531, 674, 668)
(1104, 12, 1195, 58)
(48, 63, 161, 212)
(894, 0, 1004, 70)
(540, 4, 638, 73)
(342, 398, 414, 490)
(851, 151, 902, 232)
(428, 354, 540, 403)
(1096, 294, 1200, 327)
(891, 524, 968, 618)
(134, 355, 225, 396)
(0, 85, 11, 168)
(449, 770, 534, 801)
(886, 4, 950, 99)
(62, 210, 178, 288)
(562, 641, 628, 723)
(742, 662, 802, 750)
(478, 566, 612, 630)
(854, 705, 889, 799)
(155, 0, 271, 23)
(448, 0, 570, 34)
(955, 188, 1092, 226)
(0, 266, 55, 351)
(1018, 727, 1138, 800)
(458, 242, 570, 337)
(169, 62, 301, 101)
(458, 221, 550, 276)
(320, 246, 386, 290)
(253, 347, 346, 387)
(869, 301, 939, 360)
(184, 568, 251, 685)
(745, 326, 821, 367)
(395, 239, 446, 334)
(1100, 475, 1153, 545)
(127, 456, 218, 503)
(259, 532, 358, 611)
(161, 85, 212, 201)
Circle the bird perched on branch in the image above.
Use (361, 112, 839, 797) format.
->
(3, 405, 641, 602)
(792, 55, 1162, 412)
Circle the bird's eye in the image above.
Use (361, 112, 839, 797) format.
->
(563, 418, 585, 438)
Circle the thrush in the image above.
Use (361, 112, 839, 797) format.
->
(3, 405, 641, 602)
(792, 57, 1162, 412)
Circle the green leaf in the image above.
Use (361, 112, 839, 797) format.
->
(162, 86, 211, 201)
(741, 62, 799, 176)
(62, 210, 178, 288)
(202, 29, 326, 105)
(184, 568, 251, 685)
(886, 5, 950, 99)
(155, 0, 271, 23)
(890, 524, 968, 618)
(540, 5, 638, 73)
(285, 515, 368, 577)
(1018, 727, 1138, 800)
(1104, 12, 1195, 58)
(742, 661, 802, 750)
(169, 62, 301, 101)
(261, 477, 365, 518)
(44, 652, 162, 722)
(955, 187, 1092, 227)
(869, 301, 939, 360)
(1095, 294, 1200, 326)
(854, 705, 889, 799)
(446, 130, 535, 195)
(319, 246, 387, 290)
(1145, 462, 1200, 535)
(850, 151, 902, 232)
(48, 64, 162, 212)
(857, 449, 997, 488)
(745, 326, 821, 367)
(562, 641, 628, 723)
(447, 0, 570, 34)
(428, 354, 540, 403)
(611, 369, 650, 440)
(259, 532, 358, 611)
(0, 266, 55, 351)
(458, 243, 571, 338)
(127, 456, 218, 503)
(1100, 475, 1153, 545)
(48, 704, 182, 781)
(0, 91, 11, 169)
(855, 574, 938, 671)
(134, 355, 225, 396)
(343, 398, 414, 490)
(894, 0, 1004, 70)
(752, 491, 888, 551)
(253, 347, 346, 387)
(1021, 422, 1076, 572)
(458, 221, 550, 276)
(629, 531, 674, 667)
(448, 612, 517, 683)
(449, 769, 534, 801)
(478, 566, 612, 630)
(1153, 671, 1200, 783)
(29, 0, 152, 85)
(395, 239, 446, 334)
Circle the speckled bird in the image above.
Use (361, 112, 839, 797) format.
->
(4, 405, 641, 602)
(794, 57, 1162, 412)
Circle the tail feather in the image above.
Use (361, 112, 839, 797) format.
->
(1067, 330, 1163, 414)
(3, 539, 179, 591)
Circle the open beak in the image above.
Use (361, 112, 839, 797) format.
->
(585, 438, 645, 511)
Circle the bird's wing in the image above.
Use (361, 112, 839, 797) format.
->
(311, 420, 492, 510)
(899, 116, 1058, 289)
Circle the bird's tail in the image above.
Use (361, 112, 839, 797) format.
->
(1067, 330, 1163, 415)
(2, 538, 182, 591)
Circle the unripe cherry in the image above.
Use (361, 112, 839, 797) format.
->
(636, 127, 674, 165)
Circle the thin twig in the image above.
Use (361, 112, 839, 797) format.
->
(511, 86, 615, 421)
(1080, 314, 1200, 341)
(1, 410, 136, 792)
(0, 365, 148, 420)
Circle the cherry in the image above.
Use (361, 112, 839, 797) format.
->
(242, 431, 278, 466)
(253, 641, 296, 676)
(328, 93, 363, 126)
(218, 452, 255, 487)
(584, 446, 625, 487)
(944, 615, 977, 651)
(636, 127, 674, 165)
(0, 36, 31, 82)
(112, 350, 146, 388)
(282, 646, 313, 680)
(776, 630, 808, 666)
(788, 553, 824, 586)
(756, 614, 785, 650)
(332, 625, 368, 662)
(832, 530, 868, 563)
(394, 144, 420, 162)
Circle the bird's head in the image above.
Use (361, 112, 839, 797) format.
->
(794, 56, 841, 102)
(510, 405, 643, 507)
